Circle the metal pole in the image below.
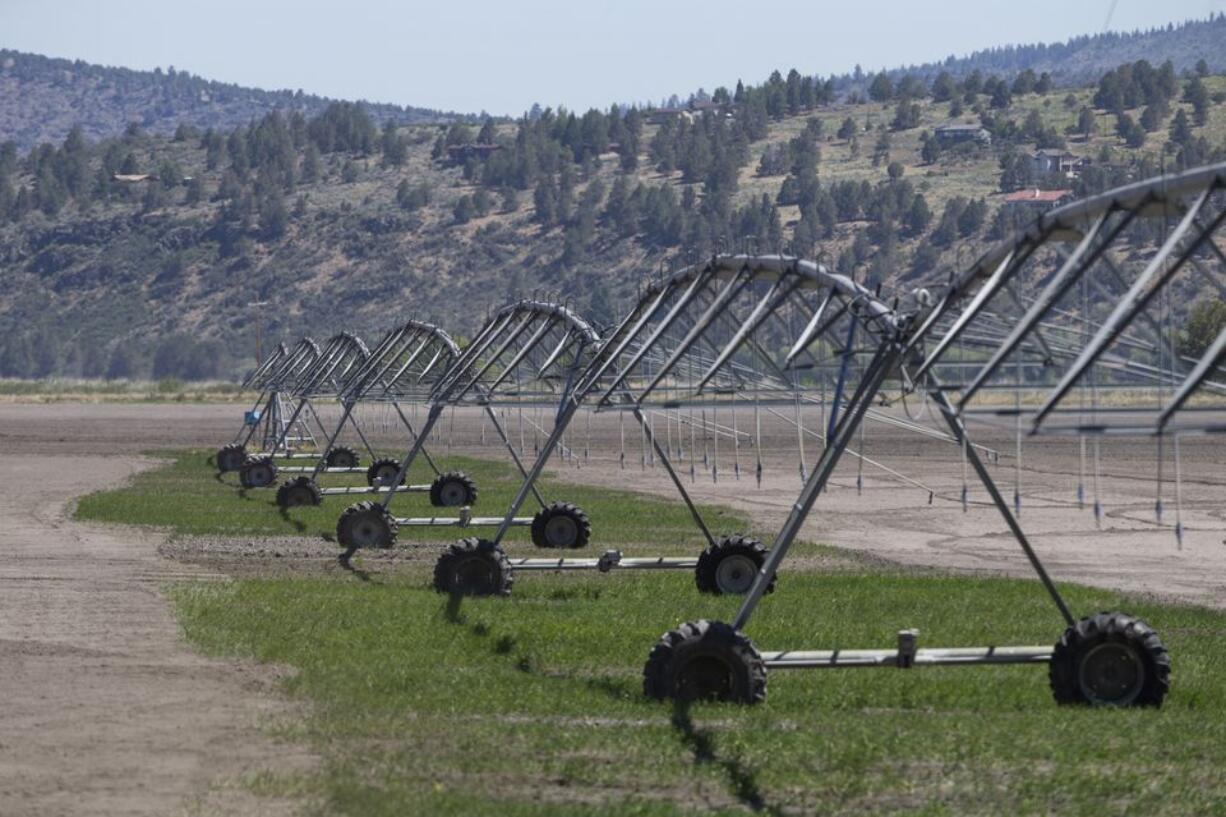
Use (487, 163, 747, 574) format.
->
(633, 407, 717, 548)
(929, 387, 1075, 626)
(490, 399, 581, 546)
(826, 316, 858, 439)
(733, 343, 900, 630)
(309, 400, 356, 479)
(379, 404, 445, 511)
(484, 405, 548, 509)
(390, 401, 443, 476)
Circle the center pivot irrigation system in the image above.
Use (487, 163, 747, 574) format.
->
(335, 300, 606, 568)
(273, 319, 479, 509)
(640, 162, 1226, 708)
(417, 251, 963, 598)
(216, 338, 319, 472)
(236, 332, 371, 489)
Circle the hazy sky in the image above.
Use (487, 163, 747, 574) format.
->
(3, 0, 1223, 115)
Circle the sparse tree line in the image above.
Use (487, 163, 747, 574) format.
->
(0, 48, 467, 151)
(0, 330, 229, 381)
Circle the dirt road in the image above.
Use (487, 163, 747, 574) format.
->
(0, 449, 312, 816)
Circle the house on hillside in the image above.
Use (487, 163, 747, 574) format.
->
(443, 143, 501, 166)
(646, 100, 733, 125)
(933, 123, 991, 147)
(1002, 188, 1074, 211)
(1030, 149, 1089, 179)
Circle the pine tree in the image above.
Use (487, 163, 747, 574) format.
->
(1140, 101, 1169, 133)
(300, 143, 322, 184)
(452, 195, 474, 224)
(905, 194, 931, 236)
(890, 101, 920, 130)
(381, 122, 407, 167)
(871, 130, 891, 167)
(1168, 109, 1194, 149)
(990, 80, 1012, 109)
(500, 186, 519, 213)
(259, 189, 288, 238)
(868, 72, 894, 102)
(203, 129, 225, 170)
(1077, 107, 1096, 141)
(588, 281, 615, 325)
(957, 198, 987, 237)
(36, 164, 67, 216)
(1011, 68, 1037, 96)
(59, 125, 91, 198)
(837, 117, 856, 142)
(533, 177, 557, 226)
(1184, 76, 1210, 126)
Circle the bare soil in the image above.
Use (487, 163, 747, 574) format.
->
(0, 445, 316, 816)
(556, 406, 1226, 608)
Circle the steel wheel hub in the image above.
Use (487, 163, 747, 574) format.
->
(439, 481, 467, 506)
(352, 516, 387, 547)
(545, 517, 578, 547)
(1078, 642, 1145, 705)
(715, 554, 758, 594)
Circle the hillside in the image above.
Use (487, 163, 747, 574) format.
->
(863, 14, 1226, 89)
(0, 49, 473, 150)
(0, 49, 1224, 381)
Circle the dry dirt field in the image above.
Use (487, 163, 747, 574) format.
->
(0, 399, 1222, 815)
(0, 405, 316, 817)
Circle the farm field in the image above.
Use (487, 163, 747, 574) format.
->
(1, 401, 1223, 814)
(0, 401, 1217, 815)
(79, 446, 1226, 815)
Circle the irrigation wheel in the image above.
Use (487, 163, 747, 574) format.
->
(366, 457, 405, 487)
(432, 538, 513, 596)
(1049, 612, 1170, 707)
(276, 476, 323, 508)
(643, 620, 767, 704)
(216, 444, 247, 473)
(239, 456, 277, 488)
(429, 471, 478, 507)
(336, 501, 398, 549)
(530, 501, 591, 549)
(326, 445, 360, 469)
(695, 534, 774, 596)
